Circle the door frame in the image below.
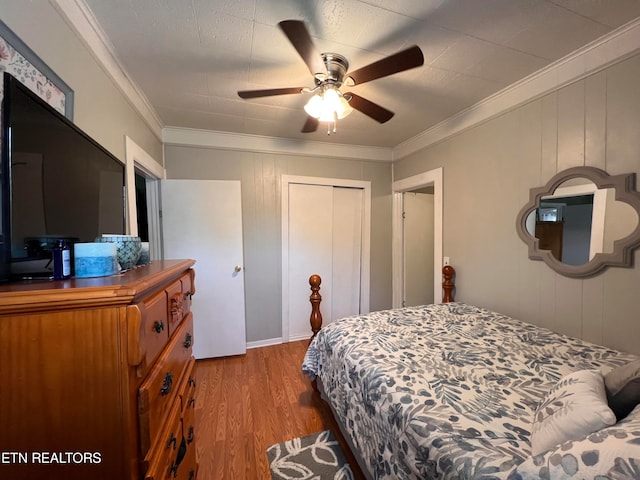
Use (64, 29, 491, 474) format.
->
(281, 175, 371, 342)
(124, 136, 165, 260)
(392, 167, 443, 308)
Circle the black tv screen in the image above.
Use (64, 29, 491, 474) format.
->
(1, 72, 125, 280)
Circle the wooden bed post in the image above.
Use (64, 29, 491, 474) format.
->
(442, 265, 456, 302)
(309, 274, 322, 341)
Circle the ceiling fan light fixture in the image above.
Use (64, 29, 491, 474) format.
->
(318, 108, 335, 123)
(336, 95, 353, 120)
(303, 94, 323, 118)
(304, 85, 353, 123)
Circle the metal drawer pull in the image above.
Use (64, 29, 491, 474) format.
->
(153, 320, 164, 333)
(166, 433, 177, 450)
(188, 377, 196, 388)
(184, 332, 193, 349)
(188, 397, 195, 408)
(160, 372, 173, 396)
(189, 470, 195, 480)
(169, 437, 187, 478)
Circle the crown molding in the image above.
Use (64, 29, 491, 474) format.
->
(393, 17, 640, 161)
(163, 127, 393, 161)
(51, 0, 164, 140)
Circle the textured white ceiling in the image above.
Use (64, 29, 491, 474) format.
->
(82, 0, 640, 148)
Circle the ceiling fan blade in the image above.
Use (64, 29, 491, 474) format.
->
(301, 116, 319, 133)
(345, 93, 394, 123)
(346, 45, 424, 85)
(278, 20, 327, 77)
(238, 87, 305, 99)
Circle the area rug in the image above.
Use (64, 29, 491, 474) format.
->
(267, 430, 355, 479)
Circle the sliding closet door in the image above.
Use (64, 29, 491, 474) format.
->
(286, 183, 363, 341)
(331, 187, 363, 320)
(287, 184, 334, 341)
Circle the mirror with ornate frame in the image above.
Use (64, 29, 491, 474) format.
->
(516, 166, 640, 278)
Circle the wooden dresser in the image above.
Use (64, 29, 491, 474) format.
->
(0, 259, 197, 480)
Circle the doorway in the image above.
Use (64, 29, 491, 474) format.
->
(392, 168, 443, 308)
(124, 136, 165, 261)
(281, 175, 371, 342)
(403, 189, 435, 306)
(134, 172, 149, 242)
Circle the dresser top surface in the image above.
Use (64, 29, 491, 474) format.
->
(0, 259, 195, 313)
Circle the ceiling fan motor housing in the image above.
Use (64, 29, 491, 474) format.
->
(317, 52, 349, 86)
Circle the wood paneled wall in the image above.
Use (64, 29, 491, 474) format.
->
(394, 53, 640, 355)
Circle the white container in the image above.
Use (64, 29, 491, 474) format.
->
(74, 242, 119, 278)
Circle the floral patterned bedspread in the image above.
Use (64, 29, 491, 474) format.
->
(302, 302, 637, 479)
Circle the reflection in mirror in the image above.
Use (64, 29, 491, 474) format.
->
(523, 180, 638, 266)
(516, 167, 640, 278)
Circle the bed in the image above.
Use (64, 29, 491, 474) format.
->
(302, 268, 640, 479)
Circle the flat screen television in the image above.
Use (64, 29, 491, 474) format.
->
(1, 72, 126, 281)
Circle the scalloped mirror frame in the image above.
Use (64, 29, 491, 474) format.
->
(516, 166, 640, 278)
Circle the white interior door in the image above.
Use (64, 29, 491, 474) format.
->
(286, 183, 363, 341)
(161, 179, 246, 359)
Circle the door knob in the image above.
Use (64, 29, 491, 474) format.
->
(234, 266, 242, 272)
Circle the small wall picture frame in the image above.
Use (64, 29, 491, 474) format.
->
(0, 19, 74, 119)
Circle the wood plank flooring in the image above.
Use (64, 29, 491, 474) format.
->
(194, 339, 366, 479)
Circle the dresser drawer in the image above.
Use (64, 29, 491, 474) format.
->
(144, 399, 182, 480)
(176, 427, 197, 480)
(146, 418, 197, 480)
(182, 382, 196, 478)
(179, 357, 197, 412)
(144, 358, 197, 480)
(180, 357, 196, 455)
(139, 313, 194, 455)
(139, 290, 170, 373)
(166, 279, 183, 336)
(181, 272, 194, 318)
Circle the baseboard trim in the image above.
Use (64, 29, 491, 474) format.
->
(246, 334, 314, 349)
(287, 333, 314, 343)
(246, 337, 283, 349)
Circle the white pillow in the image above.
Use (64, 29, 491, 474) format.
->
(530, 369, 616, 456)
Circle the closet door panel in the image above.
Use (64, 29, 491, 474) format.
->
(331, 187, 363, 322)
(287, 183, 333, 340)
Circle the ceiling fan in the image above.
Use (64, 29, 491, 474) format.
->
(238, 20, 424, 134)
